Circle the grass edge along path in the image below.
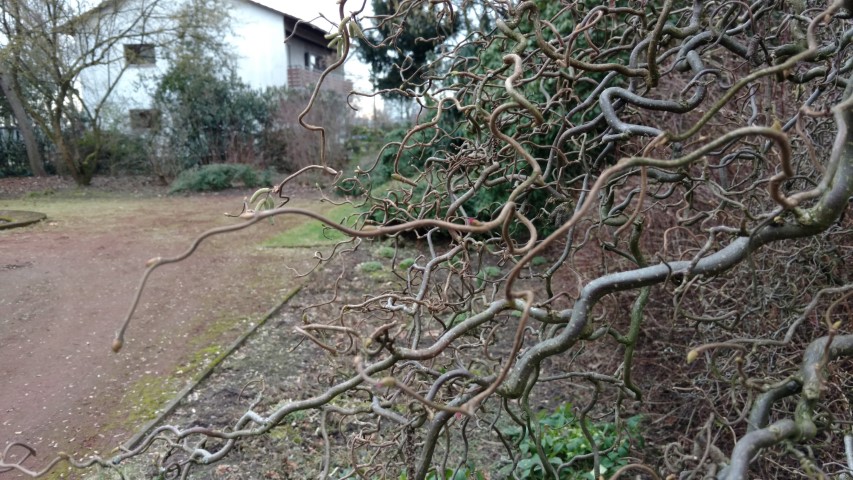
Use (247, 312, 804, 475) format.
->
(262, 203, 359, 248)
(121, 285, 303, 451)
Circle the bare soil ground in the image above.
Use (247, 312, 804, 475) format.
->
(0, 176, 332, 478)
(107, 257, 398, 480)
(71, 238, 505, 480)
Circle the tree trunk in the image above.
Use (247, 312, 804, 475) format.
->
(0, 65, 47, 177)
(52, 130, 92, 186)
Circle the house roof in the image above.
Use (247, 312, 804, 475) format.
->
(240, 0, 334, 50)
(79, 0, 334, 52)
(283, 13, 335, 51)
(60, 0, 128, 33)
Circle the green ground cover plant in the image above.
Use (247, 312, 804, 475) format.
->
(502, 403, 643, 479)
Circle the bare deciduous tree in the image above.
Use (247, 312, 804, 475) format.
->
(0, 61, 46, 176)
(3, 1, 853, 479)
(0, 0, 227, 184)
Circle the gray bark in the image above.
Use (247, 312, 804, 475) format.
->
(0, 65, 46, 176)
(723, 335, 853, 480)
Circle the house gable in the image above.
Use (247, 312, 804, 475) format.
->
(225, 0, 290, 90)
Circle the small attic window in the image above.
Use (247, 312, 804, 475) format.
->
(129, 109, 160, 130)
(124, 44, 156, 65)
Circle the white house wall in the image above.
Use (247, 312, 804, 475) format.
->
(76, 0, 177, 118)
(76, 0, 293, 129)
(225, 0, 288, 90)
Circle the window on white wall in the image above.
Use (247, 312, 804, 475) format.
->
(124, 44, 156, 66)
(129, 109, 160, 130)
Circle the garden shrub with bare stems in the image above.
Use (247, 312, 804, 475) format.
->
(271, 88, 355, 174)
(3, 0, 853, 479)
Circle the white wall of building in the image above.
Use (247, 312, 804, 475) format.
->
(76, 0, 293, 129)
(226, 0, 288, 90)
(76, 1, 177, 118)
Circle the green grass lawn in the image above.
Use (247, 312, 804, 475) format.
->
(262, 202, 361, 247)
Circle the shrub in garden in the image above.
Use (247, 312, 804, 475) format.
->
(169, 164, 272, 193)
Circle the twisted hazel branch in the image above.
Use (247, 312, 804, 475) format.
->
(0, 442, 108, 478)
(608, 463, 661, 480)
(500, 88, 853, 396)
(723, 335, 853, 480)
(113, 202, 519, 352)
(504, 125, 795, 301)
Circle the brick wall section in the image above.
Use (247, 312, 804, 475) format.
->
(287, 67, 353, 95)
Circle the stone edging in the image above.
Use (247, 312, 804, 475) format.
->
(122, 285, 304, 451)
(0, 210, 46, 230)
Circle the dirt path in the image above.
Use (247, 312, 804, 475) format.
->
(0, 180, 328, 477)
